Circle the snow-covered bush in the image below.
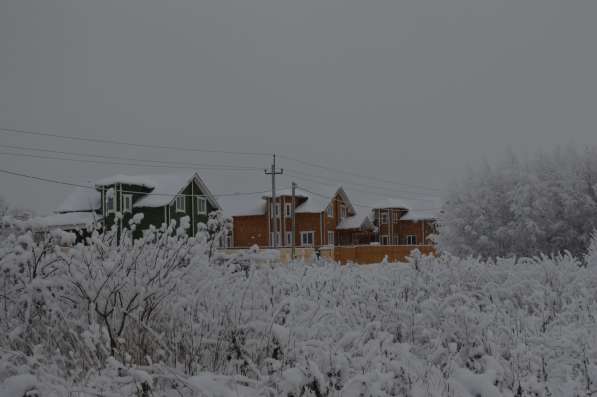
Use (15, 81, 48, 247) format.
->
(2, 217, 597, 395)
(438, 146, 597, 259)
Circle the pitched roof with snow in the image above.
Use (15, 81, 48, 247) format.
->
(29, 212, 102, 230)
(336, 206, 373, 230)
(56, 187, 101, 213)
(372, 197, 441, 221)
(219, 193, 267, 218)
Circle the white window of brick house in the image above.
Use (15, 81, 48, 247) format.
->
(270, 232, 281, 246)
(327, 205, 334, 218)
(197, 197, 207, 214)
(328, 231, 334, 246)
(123, 194, 133, 213)
(271, 203, 281, 218)
(341, 206, 347, 219)
(406, 235, 417, 245)
(175, 195, 185, 213)
(285, 203, 292, 217)
(381, 235, 390, 245)
(380, 212, 389, 225)
(301, 231, 314, 247)
(286, 231, 293, 246)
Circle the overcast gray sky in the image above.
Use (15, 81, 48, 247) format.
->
(1, 0, 596, 214)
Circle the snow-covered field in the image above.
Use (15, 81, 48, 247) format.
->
(2, 221, 597, 396)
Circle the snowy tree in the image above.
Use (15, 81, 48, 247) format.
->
(438, 146, 597, 259)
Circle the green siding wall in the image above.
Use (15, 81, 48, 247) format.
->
(100, 178, 218, 240)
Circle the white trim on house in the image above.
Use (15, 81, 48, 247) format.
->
(406, 234, 417, 245)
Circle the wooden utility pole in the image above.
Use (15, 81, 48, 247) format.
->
(265, 154, 283, 247)
(291, 182, 297, 258)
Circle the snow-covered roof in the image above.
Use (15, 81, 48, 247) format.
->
(29, 212, 102, 230)
(94, 175, 156, 189)
(56, 187, 101, 213)
(373, 197, 441, 221)
(219, 193, 267, 218)
(94, 173, 221, 210)
(227, 186, 356, 217)
(336, 206, 373, 230)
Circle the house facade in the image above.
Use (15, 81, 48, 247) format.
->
(223, 187, 372, 248)
(33, 172, 220, 240)
(372, 199, 438, 246)
(95, 173, 220, 238)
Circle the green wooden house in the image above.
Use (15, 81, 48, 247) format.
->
(94, 172, 221, 238)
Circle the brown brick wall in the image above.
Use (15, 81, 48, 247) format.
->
(233, 215, 269, 248)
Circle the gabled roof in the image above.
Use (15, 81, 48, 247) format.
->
(56, 187, 101, 213)
(94, 173, 221, 210)
(336, 206, 373, 230)
(262, 186, 355, 214)
(219, 193, 267, 218)
(372, 197, 441, 221)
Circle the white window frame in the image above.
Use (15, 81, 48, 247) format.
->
(197, 197, 207, 215)
(123, 194, 133, 213)
(106, 195, 115, 214)
(380, 212, 389, 225)
(300, 231, 315, 247)
(270, 232, 281, 247)
(271, 203, 281, 218)
(341, 206, 347, 219)
(175, 195, 186, 213)
(381, 235, 390, 245)
(328, 231, 334, 246)
(286, 231, 293, 246)
(406, 235, 417, 245)
(285, 203, 292, 217)
(327, 205, 334, 218)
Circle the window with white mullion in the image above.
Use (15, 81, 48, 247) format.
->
(197, 197, 207, 215)
(175, 195, 186, 213)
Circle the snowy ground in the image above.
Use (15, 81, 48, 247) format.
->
(2, 225, 597, 396)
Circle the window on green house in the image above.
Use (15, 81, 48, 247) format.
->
(197, 197, 207, 214)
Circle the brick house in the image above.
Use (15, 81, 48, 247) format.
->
(222, 187, 372, 248)
(372, 198, 438, 246)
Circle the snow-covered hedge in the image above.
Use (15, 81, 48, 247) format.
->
(2, 219, 597, 396)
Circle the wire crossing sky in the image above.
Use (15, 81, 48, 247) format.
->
(1, 0, 596, 213)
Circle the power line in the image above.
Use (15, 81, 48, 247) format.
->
(294, 183, 442, 213)
(0, 168, 269, 198)
(279, 154, 443, 193)
(285, 169, 442, 199)
(0, 125, 444, 194)
(0, 127, 271, 157)
(0, 143, 262, 170)
(0, 151, 261, 171)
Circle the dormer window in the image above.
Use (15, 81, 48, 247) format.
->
(341, 206, 347, 219)
(327, 205, 334, 218)
(197, 197, 207, 215)
(175, 195, 185, 213)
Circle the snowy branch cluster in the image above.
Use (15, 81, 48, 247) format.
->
(2, 212, 597, 395)
(438, 146, 597, 259)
